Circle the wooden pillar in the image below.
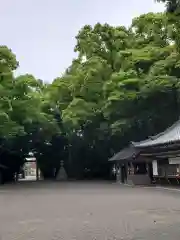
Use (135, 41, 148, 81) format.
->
(129, 162, 134, 175)
(125, 163, 128, 183)
(146, 162, 149, 175)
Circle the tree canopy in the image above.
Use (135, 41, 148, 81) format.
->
(1, 1, 180, 182)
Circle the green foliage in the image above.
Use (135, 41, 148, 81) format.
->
(2, 5, 180, 181)
(156, 0, 180, 13)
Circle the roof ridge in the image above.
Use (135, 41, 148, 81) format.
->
(132, 119, 180, 148)
(150, 119, 180, 139)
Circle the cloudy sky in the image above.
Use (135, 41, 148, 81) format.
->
(0, 0, 164, 82)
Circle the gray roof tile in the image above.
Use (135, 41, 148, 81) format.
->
(109, 146, 139, 161)
(132, 120, 180, 148)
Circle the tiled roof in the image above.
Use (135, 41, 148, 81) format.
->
(109, 146, 139, 161)
(132, 120, 180, 148)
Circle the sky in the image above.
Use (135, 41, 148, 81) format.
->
(0, 0, 164, 82)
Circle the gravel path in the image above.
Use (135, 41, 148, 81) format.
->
(0, 182, 180, 239)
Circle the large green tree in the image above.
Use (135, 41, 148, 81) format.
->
(156, 0, 180, 13)
(0, 46, 62, 182)
(2, 6, 180, 181)
(48, 12, 180, 178)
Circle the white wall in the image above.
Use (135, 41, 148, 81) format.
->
(152, 160, 158, 176)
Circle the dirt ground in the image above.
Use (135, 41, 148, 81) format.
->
(0, 181, 180, 239)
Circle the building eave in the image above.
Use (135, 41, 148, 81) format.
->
(109, 145, 139, 162)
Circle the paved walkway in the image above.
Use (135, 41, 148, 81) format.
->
(0, 181, 180, 239)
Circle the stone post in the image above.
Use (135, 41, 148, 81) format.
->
(56, 160, 68, 181)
